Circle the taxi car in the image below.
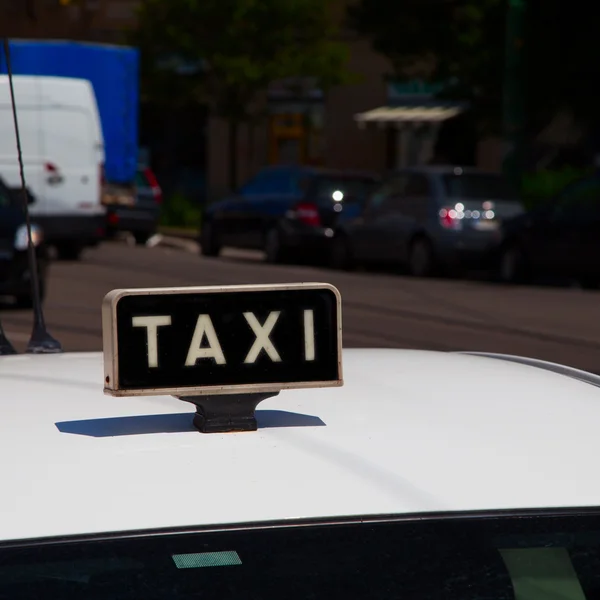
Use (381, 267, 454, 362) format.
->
(2, 282, 600, 599)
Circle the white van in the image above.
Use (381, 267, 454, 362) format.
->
(0, 75, 105, 260)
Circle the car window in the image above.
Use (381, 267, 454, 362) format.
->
(0, 185, 12, 208)
(442, 173, 516, 201)
(135, 170, 150, 188)
(3, 512, 600, 599)
(310, 176, 378, 206)
(367, 176, 406, 211)
(405, 174, 429, 197)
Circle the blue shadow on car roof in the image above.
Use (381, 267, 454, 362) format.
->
(56, 410, 326, 437)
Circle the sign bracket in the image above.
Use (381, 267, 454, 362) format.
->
(176, 391, 281, 433)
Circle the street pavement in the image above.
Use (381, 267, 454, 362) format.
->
(3, 237, 600, 374)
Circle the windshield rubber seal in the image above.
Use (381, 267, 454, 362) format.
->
(2, 506, 600, 551)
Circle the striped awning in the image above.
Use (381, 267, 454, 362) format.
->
(355, 105, 464, 128)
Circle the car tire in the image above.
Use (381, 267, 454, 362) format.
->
(200, 222, 221, 257)
(498, 242, 529, 284)
(55, 243, 82, 261)
(329, 235, 354, 271)
(408, 236, 436, 277)
(264, 228, 286, 264)
(133, 232, 153, 246)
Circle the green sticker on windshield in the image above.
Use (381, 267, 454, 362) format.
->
(500, 547, 586, 600)
(172, 551, 242, 569)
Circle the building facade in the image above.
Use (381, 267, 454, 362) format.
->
(1, 0, 501, 201)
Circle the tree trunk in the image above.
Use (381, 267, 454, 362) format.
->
(228, 119, 239, 192)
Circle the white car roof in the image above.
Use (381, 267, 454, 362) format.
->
(1, 347, 599, 543)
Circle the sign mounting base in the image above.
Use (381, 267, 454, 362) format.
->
(176, 391, 281, 433)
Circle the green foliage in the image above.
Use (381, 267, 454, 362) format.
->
(159, 193, 202, 229)
(521, 167, 593, 208)
(132, 0, 352, 189)
(132, 0, 352, 120)
(348, 0, 505, 133)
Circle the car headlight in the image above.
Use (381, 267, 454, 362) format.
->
(14, 224, 43, 251)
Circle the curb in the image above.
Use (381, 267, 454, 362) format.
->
(157, 227, 198, 240)
(107, 232, 199, 253)
(156, 235, 199, 253)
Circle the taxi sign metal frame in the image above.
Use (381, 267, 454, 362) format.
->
(102, 282, 343, 398)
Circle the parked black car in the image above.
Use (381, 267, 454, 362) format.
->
(330, 166, 525, 276)
(104, 167, 162, 245)
(200, 166, 379, 263)
(0, 178, 49, 308)
(498, 173, 600, 287)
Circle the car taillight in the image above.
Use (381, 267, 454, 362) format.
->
(144, 168, 163, 204)
(439, 206, 462, 230)
(293, 202, 321, 226)
(45, 162, 64, 185)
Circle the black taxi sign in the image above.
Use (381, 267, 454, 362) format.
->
(102, 283, 342, 397)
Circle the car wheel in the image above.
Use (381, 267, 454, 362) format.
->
(264, 228, 286, 264)
(55, 243, 82, 261)
(498, 243, 529, 284)
(200, 222, 221, 257)
(408, 237, 435, 277)
(133, 232, 153, 245)
(329, 235, 354, 270)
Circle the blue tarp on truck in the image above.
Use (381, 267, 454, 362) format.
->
(0, 39, 139, 184)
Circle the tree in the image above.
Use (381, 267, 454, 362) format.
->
(347, 0, 600, 139)
(132, 0, 352, 190)
(347, 0, 506, 135)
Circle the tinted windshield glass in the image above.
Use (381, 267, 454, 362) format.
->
(3, 512, 600, 599)
(443, 173, 516, 200)
(311, 176, 377, 205)
(0, 186, 12, 209)
(0, 183, 19, 209)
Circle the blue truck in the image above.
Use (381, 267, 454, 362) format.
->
(0, 39, 139, 184)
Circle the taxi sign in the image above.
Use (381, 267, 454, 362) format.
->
(102, 283, 342, 397)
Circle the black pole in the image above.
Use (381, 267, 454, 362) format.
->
(502, 0, 526, 188)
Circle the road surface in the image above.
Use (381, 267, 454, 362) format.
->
(2, 240, 600, 373)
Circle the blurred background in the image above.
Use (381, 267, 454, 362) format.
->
(1, 0, 600, 373)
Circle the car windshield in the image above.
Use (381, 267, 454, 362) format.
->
(3, 511, 600, 599)
(0, 186, 12, 209)
(311, 176, 377, 206)
(442, 173, 517, 201)
(0, 183, 20, 209)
